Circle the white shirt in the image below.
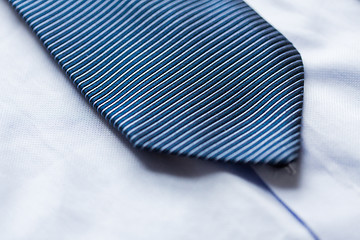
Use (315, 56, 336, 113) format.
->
(250, 0, 360, 239)
(0, 0, 359, 239)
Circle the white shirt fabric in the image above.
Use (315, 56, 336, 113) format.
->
(0, 0, 359, 239)
(248, 0, 360, 239)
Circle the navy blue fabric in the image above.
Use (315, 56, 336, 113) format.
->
(10, 0, 304, 164)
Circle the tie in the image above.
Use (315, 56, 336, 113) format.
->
(10, 0, 304, 165)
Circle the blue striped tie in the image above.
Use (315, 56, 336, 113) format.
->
(10, 0, 304, 165)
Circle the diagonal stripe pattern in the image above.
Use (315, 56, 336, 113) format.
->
(9, 0, 304, 164)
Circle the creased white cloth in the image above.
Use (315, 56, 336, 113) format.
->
(247, 0, 360, 239)
(0, 1, 312, 240)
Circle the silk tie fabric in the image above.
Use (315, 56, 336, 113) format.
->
(9, 0, 304, 165)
